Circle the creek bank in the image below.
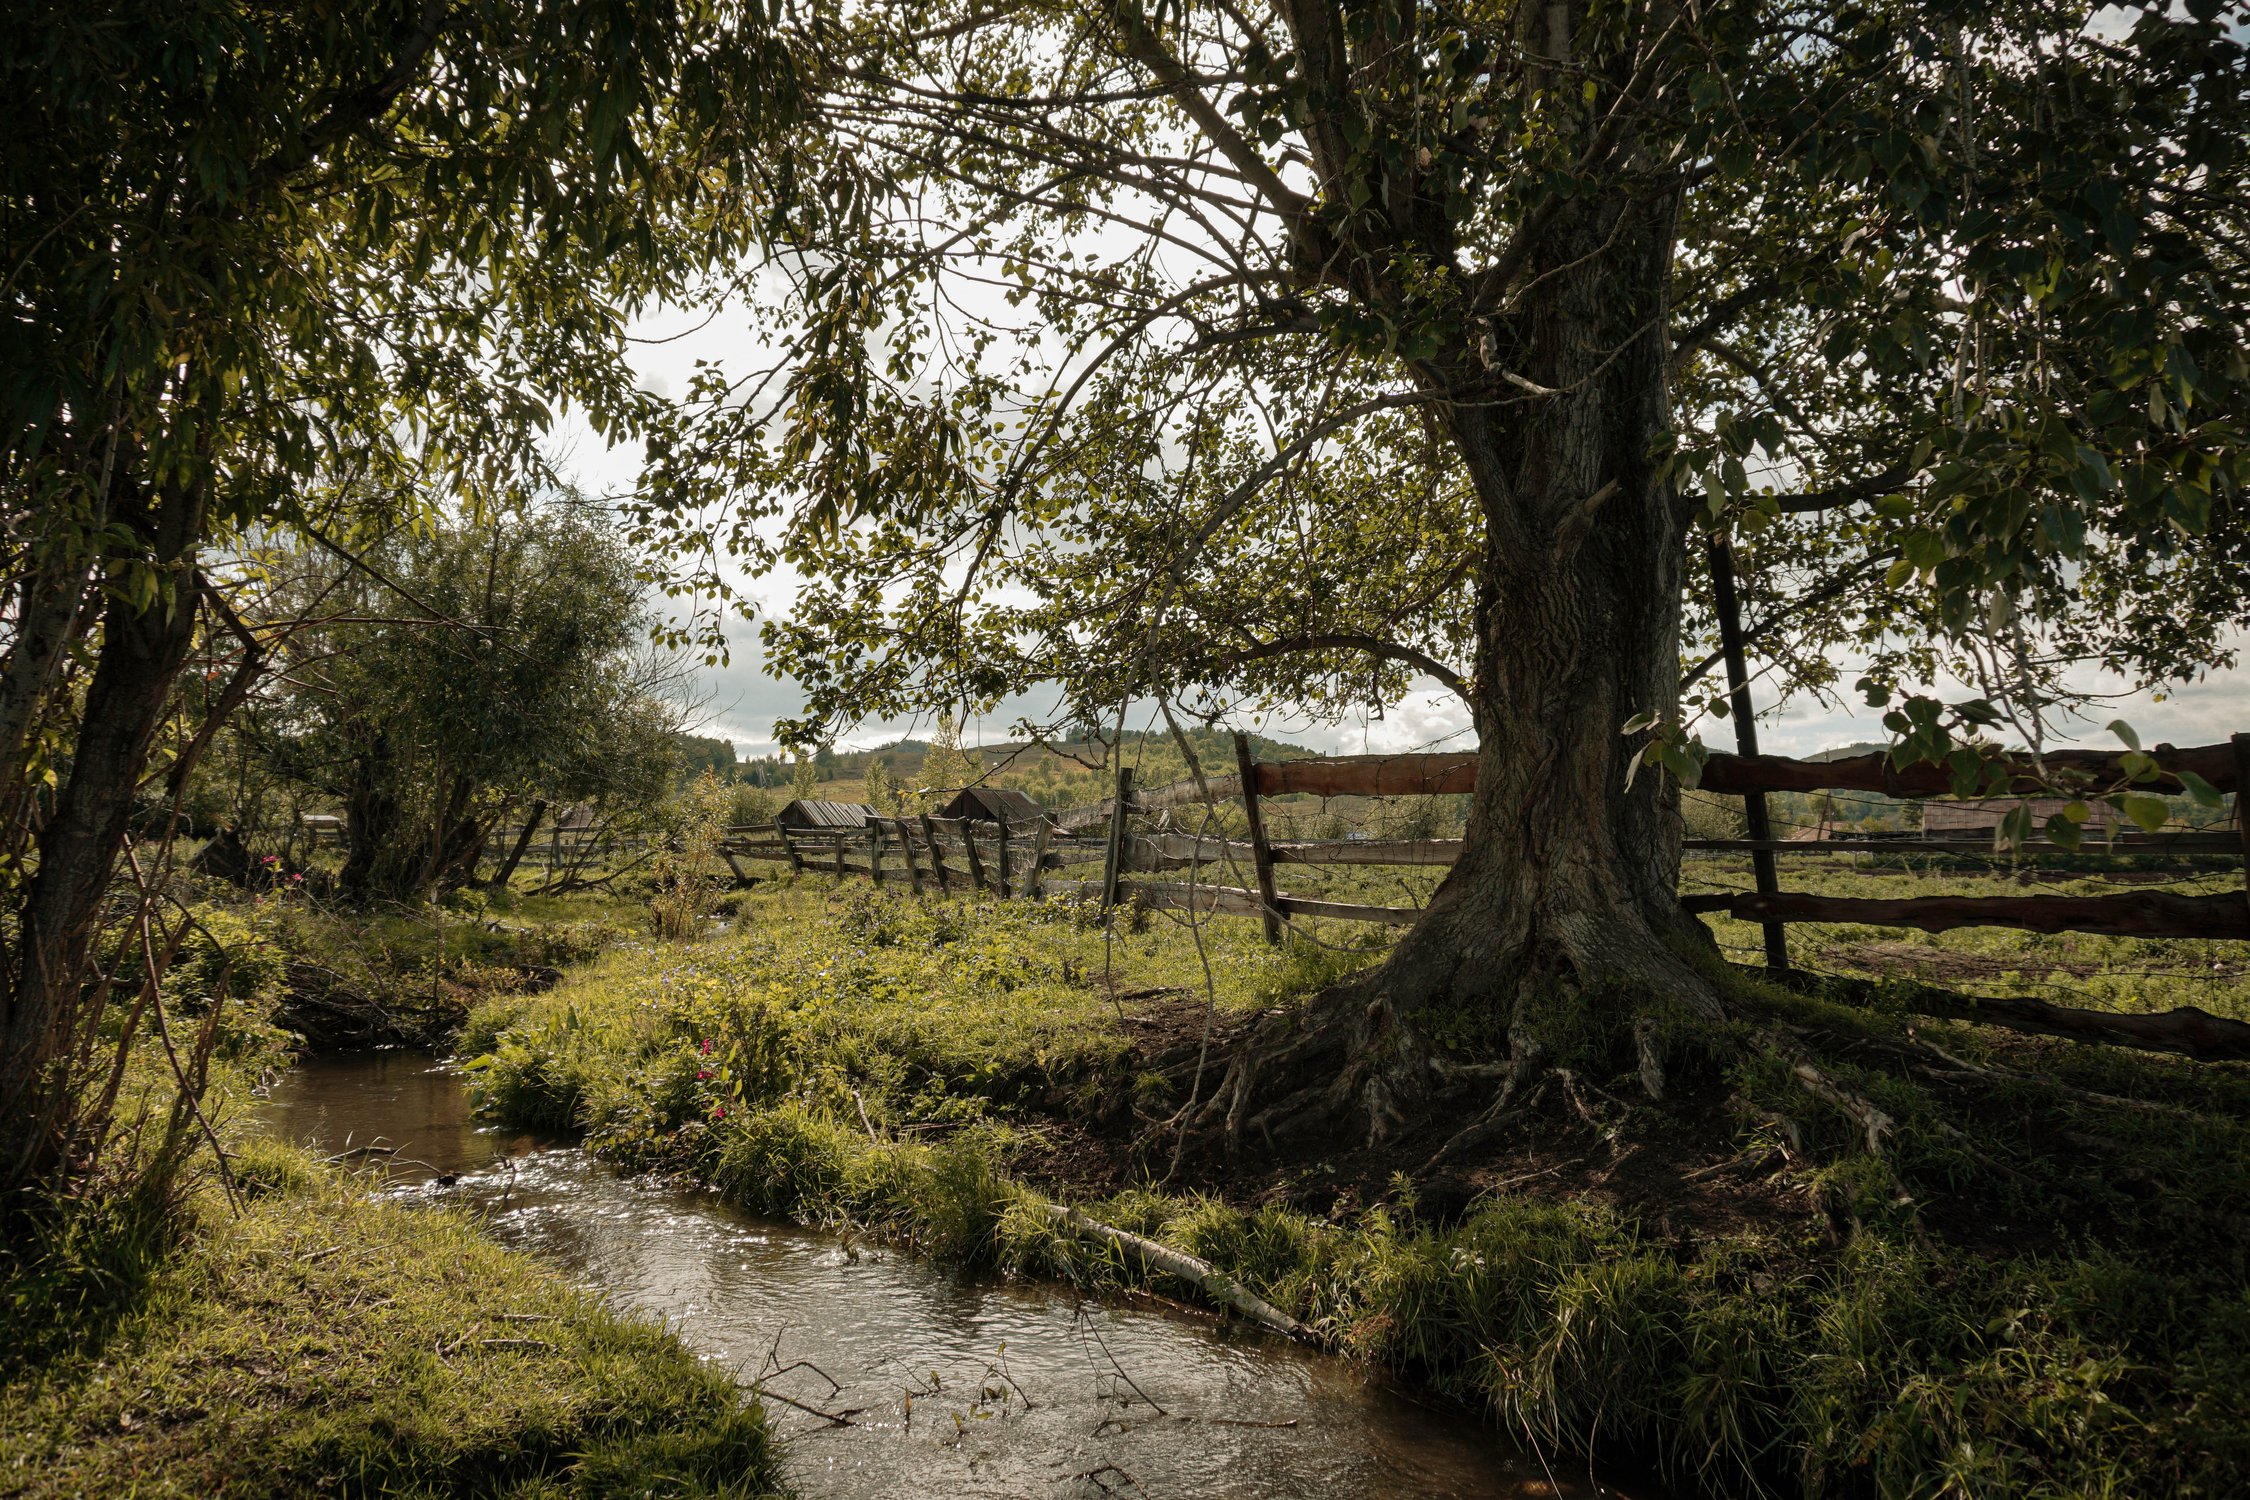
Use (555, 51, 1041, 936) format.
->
(465, 883, 2250, 1498)
(262, 1050, 1596, 1500)
(0, 1142, 780, 1499)
(0, 886, 780, 1500)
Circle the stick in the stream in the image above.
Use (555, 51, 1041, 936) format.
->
(1044, 1204, 1312, 1343)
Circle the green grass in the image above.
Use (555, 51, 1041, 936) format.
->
(460, 877, 2250, 1497)
(0, 1149, 778, 1499)
(1686, 856, 2250, 1019)
(0, 885, 781, 1500)
(462, 881, 1345, 1150)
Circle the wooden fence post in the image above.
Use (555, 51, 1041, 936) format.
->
(958, 818, 990, 891)
(921, 813, 950, 892)
(1026, 817, 1052, 900)
(996, 818, 1013, 899)
(895, 818, 926, 894)
(832, 832, 846, 878)
(1099, 764, 1136, 912)
(867, 824, 885, 885)
(2235, 733, 2250, 921)
(1707, 533, 1789, 972)
(1233, 732, 1284, 945)
(780, 828, 806, 874)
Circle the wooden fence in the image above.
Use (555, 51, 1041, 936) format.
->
(717, 734, 2250, 954)
(1050, 733, 2250, 952)
(723, 815, 1102, 900)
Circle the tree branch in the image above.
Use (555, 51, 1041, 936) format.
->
(1214, 632, 1470, 702)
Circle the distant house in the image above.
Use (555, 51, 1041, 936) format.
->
(1922, 797, 2121, 839)
(937, 787, 1048, 828)
(299, 813, 344, 840)
(775, 799, 877, 831)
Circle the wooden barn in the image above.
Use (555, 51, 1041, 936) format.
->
(775, 798, 877, 831)
(937, 786, 1049, 827)
(1922, 797, 2122, 839)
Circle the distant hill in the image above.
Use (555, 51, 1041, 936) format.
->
(1806, 741, 1889, 763)
(740, 726, 1324, 808)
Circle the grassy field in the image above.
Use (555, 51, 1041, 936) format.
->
(464, 871, 2250, 1498)
(1685, 854, 2250, 1019)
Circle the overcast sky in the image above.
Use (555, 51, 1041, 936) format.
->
(551, 271, 2247, 767)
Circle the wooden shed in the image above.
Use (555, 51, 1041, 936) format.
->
(937, 786, 1049, 827)
(1922, 797, 2121, 839)
(775, 799, 876, 831)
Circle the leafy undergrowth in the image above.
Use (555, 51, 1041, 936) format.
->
(0, 1144, 779, 1499)
(192, 881, 633, 1049)
(467, 881, 2250, 1498)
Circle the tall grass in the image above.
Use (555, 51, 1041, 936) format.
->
(466, 882, 2250, 1498)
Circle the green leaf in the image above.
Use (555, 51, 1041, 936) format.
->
(2106, 719, 2141, 752)
(2119, 794, 2169, 834)
(2175, 770, 2224, 809)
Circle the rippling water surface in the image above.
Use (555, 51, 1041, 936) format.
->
(264, 1051, 1639, 1500)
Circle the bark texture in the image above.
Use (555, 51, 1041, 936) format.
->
(1, 480, 208, 1194)
(1212, 23, 1719, 1147)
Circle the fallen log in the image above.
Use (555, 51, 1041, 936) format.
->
(1040, 1204, 1312, 1343)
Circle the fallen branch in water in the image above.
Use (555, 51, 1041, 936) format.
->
(1042, 1204, 1312, 1343)
(754, 1388, 864, 1427)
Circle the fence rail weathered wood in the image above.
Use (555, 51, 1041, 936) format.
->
(712, 734, 2250, 948)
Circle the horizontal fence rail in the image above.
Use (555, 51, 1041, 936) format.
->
(715, 733, 2250, 951)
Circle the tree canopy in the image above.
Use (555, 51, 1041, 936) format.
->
(634, 0, 2248, 744)
(243, 502, 682, 898)
(624, 0, 2250, 1141)
(1, 0, 792, 1199)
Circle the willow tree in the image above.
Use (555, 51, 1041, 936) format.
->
(0, 0, 790, 1203)
(640, 0, 2250, 1143)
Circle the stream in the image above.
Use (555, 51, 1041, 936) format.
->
(263, 1051, 1637, 1500)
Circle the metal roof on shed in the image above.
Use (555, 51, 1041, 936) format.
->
(775, 799, 877, 829)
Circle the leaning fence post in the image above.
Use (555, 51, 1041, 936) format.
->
(1233, 731, 1284, 946)
(996, 817, 1013, 899)
(895, 818, 926, 894)
(1099, 764, 1136, 912)
(958, 817, 990, 892)
(1026, 816, 1052, 900)
(1707, 531, 1789, 972)
(921, 812, 950, 892)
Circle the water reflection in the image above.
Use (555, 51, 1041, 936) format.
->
(263, 1052, 1632, 1500)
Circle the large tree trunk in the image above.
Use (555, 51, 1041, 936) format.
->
(1218, 169, 1718, 1148)
(1, 480, 208, 1196)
